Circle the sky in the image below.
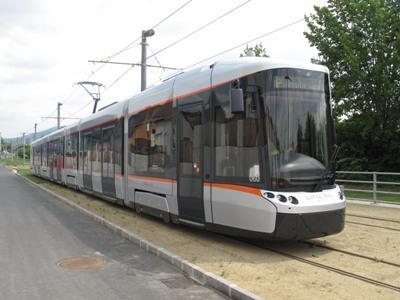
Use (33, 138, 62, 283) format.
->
(0, 0, 326, 138)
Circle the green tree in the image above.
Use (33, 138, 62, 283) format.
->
(304, 0, 400, 171)
(240, 42, 269, 57)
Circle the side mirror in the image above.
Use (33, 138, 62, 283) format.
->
(230, 87, 244, 114)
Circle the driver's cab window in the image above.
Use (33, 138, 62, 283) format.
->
(214, 79, 262, 183)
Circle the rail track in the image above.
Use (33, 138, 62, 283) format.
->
(345, 219, 400, 232)
(347, 213, 400, 224)
(346, 212, 400, 232)
(302, 240, 400, 268)
(245, 240, 400, 293)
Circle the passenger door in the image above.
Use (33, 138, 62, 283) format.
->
(82, 131, 93, 191)
(177, 103, 205, 223)
(101, 125, 116, 198)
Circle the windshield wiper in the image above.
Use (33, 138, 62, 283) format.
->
(313, 144, 340, 192)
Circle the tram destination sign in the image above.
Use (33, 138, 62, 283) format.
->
(273, 74, 325, 91)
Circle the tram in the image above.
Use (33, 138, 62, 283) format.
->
(31, 57, 345, 240)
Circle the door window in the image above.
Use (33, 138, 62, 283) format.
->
(179, 108, 202, 177)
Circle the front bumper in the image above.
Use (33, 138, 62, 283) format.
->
(273, 208, 345, 240)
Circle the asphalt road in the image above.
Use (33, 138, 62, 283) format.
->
(0, 166, 226, 300)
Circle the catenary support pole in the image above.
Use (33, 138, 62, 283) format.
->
(57, 102, 62, 129)
(141, 29, 155, 91)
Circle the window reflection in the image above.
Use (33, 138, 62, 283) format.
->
(214, 82, 261, 183)
(128, 102, 174, 178)
(265, 68, 333, 190)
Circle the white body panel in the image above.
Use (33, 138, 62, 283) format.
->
(261, 185, 345, 214)
(203, 185, 213, 223)
(212, 186, 277, 233)
(61, 169, 67, 183)
(92, 174, 102, 193)
(135, 191, 169, 212)
(64, 169, 77, 186)
(115, 176, 123, 200)
(127, 177, 178, 215)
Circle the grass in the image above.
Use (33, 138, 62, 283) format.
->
(340, 182, 400, 203)
(0, 158, 41, 181)
(0, 157, 18, 166)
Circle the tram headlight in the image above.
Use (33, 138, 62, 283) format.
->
(288, 196, 299, 205)
(261, 191, 275, 200)
(277, 194, 287, 203)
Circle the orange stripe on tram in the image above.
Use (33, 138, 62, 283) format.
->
(128, 175, 176, 184)
(204, 182, 260, 196)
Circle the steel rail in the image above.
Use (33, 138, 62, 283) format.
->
(346, 220, 400, 232)
(302, 241, 400, 268)
(347, 213, 400, 224)
(246, 240, 400, 293)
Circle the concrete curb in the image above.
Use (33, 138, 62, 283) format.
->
(18, 173, 262, 300)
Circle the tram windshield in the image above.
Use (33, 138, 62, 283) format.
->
(264, 68, 334, 191)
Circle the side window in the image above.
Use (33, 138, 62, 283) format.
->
(214, 81, 262, 183)
(66, 134, 78, 169)
(48, 142, 53, 167)
(59, 138, 63, 167)
(128, 102, 174, 178)
(71, 134, 78, 169)
(66, 135, 71, 169)
(41, 144, 47, 167)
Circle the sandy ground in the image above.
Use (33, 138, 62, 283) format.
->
(24, 176, 400, 300)
(314, 203, 400, 264)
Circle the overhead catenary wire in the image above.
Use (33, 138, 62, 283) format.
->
(148, 44, 167, 81)
(40, 0, 195, 125)
(31, 65, 98, 132)
(151, 0, 193, 30)
(103, 0, 252, 92)
(21, 1, 195, 137)
(28, 5, 303, 137)
(146, 0, 252, 61)
(70, 0, 196, 114)
(148, 44, 165, 72)
(184, 17, 305, 69)
(101, 0, 194, 61)
(106, 65, 136, 91)
(70, 64, 131, 117)
(71, 99, 96, 117)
